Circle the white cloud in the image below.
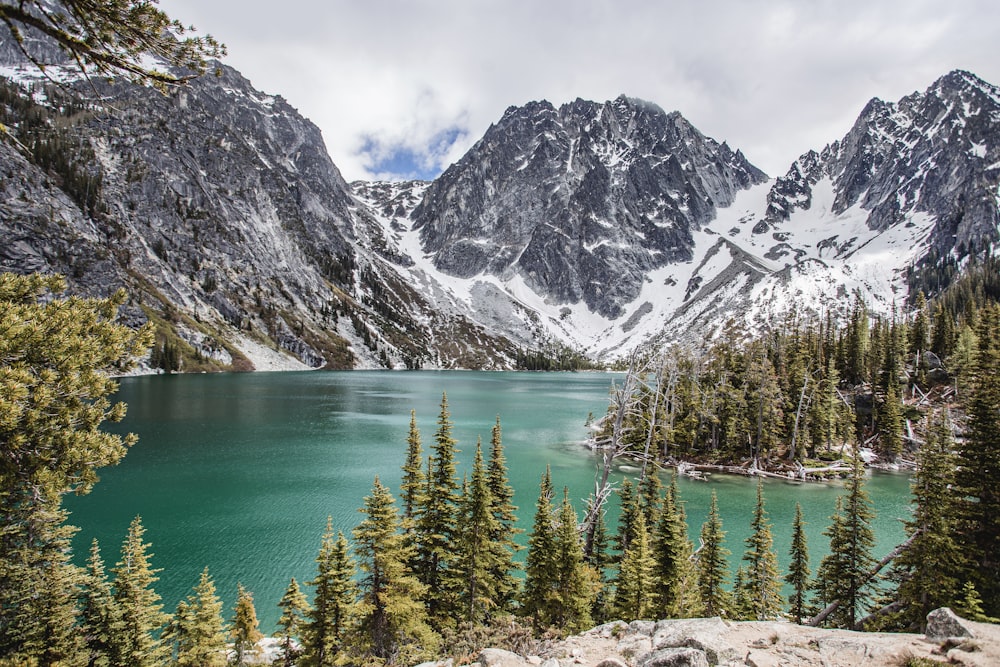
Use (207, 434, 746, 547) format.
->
(160, 0, 1000, 181)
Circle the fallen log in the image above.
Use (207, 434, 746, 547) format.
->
(806, 530, 922, 628)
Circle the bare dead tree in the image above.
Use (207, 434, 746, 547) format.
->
(580, 351, 649, 555)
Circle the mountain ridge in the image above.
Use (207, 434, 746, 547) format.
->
(2, 28, 998, 369)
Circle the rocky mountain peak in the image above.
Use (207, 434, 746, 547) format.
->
(757, 69, 1000, 258)
(411, 94, 767, 319)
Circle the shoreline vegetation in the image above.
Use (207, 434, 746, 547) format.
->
(596, 447, 914, 485)
(4, 268, 1000, 664)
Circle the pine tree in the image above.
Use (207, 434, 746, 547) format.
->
(113, 516, 169, 667)
(303, 520, 356, 666)
(231, 583, 264, 665)
(844, 292, 870, 385)
(910, 290, 930, 355)
(813, 450, 877, 628)
(486, 416, 522, 611)
(876, 379, 904, 462)
(731, 565, 753, 620)
(888, 410, 965, 630)
(747, 352, 784, 460)
(80, 539, 124, 667)
(956, 581, 994, 623)
(638, 469, 663, 530)
(652, 476, 699, 619)
(931, 301, 956, 358)
(454, 438, 505, 624)
(165, 568, 228, 667)
(552, 488, 595, 633)
(584, 495, 613, 623)
(30, 525, 86, 666)
(740, 479, 783, 620)
(276, 578, 310, 667)
(400, 409, 424, 524)
(612, 510, 657, 621)
(0, 274, 152, 660)
(521, 467, 558, 628)
(613, 479, 640, 559)
(954, 304, 1000, 615)
(349, 477, 438, 666)
(697, 491, 732, 617)
(786, 503, 811, 624)
(413, 392, 461, 622)
(809, 355, 847, 456)
(876, 327, 906, 463)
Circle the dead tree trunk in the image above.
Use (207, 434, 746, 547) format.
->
(806, 529, 921, 627)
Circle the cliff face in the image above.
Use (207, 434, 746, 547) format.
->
(0, 51, 522, 369)
(759, 70, 1000, 256)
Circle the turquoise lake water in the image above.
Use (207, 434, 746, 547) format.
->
(65, 370, 912, 632)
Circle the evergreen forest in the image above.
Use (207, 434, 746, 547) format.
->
(2, 266, 1000, 666)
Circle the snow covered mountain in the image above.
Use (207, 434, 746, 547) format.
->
(361, 71, 1000, 358)
(672, 69, 1000, 342)
(354, 97, 770, 358)
(2, 13, 998, 370)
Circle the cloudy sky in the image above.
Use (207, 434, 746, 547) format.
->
(159, 0, 999, 183)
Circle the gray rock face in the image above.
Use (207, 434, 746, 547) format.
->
(0, 31, 518, 370)
(412, 96, 767, 318)
(650, 617, 737, 665)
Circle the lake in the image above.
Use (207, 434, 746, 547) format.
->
(66, 370, 912, 632)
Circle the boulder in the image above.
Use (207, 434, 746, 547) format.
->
(589, 620, 630, 638)
(651, 618, 736, 664)
(652, 618, 729, 648)
(926, 607, 976, 640)
(637, 647, 710, 667)
(922, 350, 944, 370)
(744, 650, 781, 667)
(478, 648, 528, 667)
(616, 633, 652, 658)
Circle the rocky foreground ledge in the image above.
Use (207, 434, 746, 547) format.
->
(417, 609, 1000, 667)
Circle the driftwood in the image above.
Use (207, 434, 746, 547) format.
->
(806, 529, 922, 628)
(677, 460, 848, 481)
(912, 383, 932, 406)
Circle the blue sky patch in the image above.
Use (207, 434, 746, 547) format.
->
(359, 126, 468, 181)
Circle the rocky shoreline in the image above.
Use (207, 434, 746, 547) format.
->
(418, 608, 1000, 667)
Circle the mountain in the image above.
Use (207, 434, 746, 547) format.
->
(684, 69, 1000, 340)
(411, 97, 766, 319)
(356, 98, 770, 358)
(2, 16, 998, 370)
(365, 71, 999, 358)
(0, 38, 525, 370)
